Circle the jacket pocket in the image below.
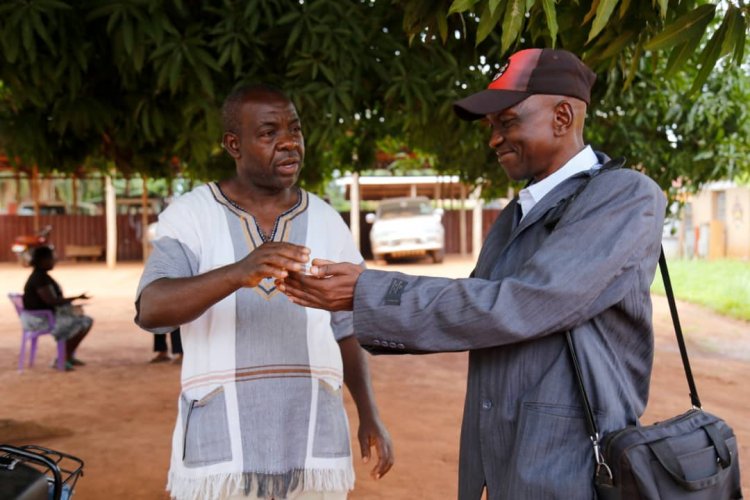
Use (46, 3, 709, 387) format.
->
(180, 386, 232, 468)
(506, 402, 601, 499)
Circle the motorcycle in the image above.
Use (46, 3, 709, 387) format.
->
(11, 225, 52, 266)
(0, 444, 84, 500)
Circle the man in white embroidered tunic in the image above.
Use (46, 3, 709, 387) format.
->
(135, 84, 394, 500)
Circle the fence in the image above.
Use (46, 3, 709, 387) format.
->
(0, 209, 502, 263)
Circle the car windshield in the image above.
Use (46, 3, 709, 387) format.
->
(378, 200, 433, 220)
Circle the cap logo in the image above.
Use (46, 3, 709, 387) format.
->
(491, 61, 510, 82)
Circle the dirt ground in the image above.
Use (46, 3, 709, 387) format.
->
(1, 256, 748, 499)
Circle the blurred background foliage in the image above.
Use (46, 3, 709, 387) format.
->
(0, 0, 747, 199)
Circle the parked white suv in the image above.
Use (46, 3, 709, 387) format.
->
(366, 196, 445, 263)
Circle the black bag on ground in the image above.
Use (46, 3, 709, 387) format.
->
(567, 249, 743, 499)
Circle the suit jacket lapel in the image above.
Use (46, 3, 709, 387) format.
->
(473, 154, 624, 281)
(474, 174, 588, 280)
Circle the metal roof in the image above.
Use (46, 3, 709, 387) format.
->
(334, 175, 470, 201)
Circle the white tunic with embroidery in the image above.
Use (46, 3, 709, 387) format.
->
(137, 184, 361, 500)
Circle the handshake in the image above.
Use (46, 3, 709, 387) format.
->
(245, 241, 363, 312)
(277, 257, 364, 312)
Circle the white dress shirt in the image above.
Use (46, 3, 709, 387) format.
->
(518, 145, 599, 220)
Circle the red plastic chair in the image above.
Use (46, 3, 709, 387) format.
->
(7, 293, 66, 372)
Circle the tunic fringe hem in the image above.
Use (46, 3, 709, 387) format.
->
(167, 468, 354, 500)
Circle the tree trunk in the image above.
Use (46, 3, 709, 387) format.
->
(105, 174, 117, 268)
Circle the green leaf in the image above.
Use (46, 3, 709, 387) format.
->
(285, 20, 304, 56)
(540, 0, 558, 47)
(623, 39, 642, 90)
(133, 39, 145, 72)
(643, 4, 715, 51)
(122, 20, 134, 55)
(722, 6, 744, 64)
(587, 0, 620, 43)
(655, 0, 667, 19)
(449, 0, 479, 15)
(194, 47, 220, 71)
(3, 29, 20, 63)
(168, 53, 183, 93)
(583, 0, 599, 26)
(437, 9, 449, 43)
(489, 0, 502, 15)
(690, 12, 730, 95)
(501, 0, 525, 53)
(476, 0, 504, 45)
(277, 11, 300, 25)
(21, 16, 35, 57)
(664, 35, 702, 77)
(86, 4, 117, 21)
(35, 0, 72, 10)
(217, 43, 232, 66)
(153, 109, 165, 138)
(319, 63, 336, 85)
(596, 31, 635, 62)
(30, 11, 55, 53)
(730, 18, 745, 65)
(231, 42, 242, 74)
(618, 0, 631, 20)
(141, 106, 152, 138)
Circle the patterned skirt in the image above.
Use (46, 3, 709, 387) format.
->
(21, 305, 92, 341)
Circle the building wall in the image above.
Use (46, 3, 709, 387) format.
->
(682, 184, 750, 260)
(726, 187, 750, 259)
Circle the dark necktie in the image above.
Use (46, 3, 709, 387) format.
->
(513, 201, 523, 229)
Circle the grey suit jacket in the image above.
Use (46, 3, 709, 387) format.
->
(352, 155, 667, 499)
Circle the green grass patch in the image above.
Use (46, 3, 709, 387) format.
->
(651, 259, 750, 321)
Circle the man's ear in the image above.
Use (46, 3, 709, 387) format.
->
(552, 100, 574, 136)
(222, 132, 241, 158)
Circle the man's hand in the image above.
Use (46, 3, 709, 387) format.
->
(358, 415, 394, 480)
(277, 259, 363, 311)
(234, 242, 310, 288)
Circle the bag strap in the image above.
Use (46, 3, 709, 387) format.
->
(657, 248, 702, 409)
(566, 247, 705, 483)
(555, 162, 702, 477)
(565, 331, 612, 483)
(567, 247, 702, 428)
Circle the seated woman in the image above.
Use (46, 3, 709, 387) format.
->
(22, 245, 93, 370)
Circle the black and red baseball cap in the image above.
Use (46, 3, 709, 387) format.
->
(453, 48, 597, 121)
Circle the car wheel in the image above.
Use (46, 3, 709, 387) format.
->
(430, 249, 444, 264)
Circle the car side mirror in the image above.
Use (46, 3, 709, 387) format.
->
(365, 213, 376, 224)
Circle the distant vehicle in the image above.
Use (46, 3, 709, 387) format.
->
(15, 201, 100, 215)
(366, 196, 445, 264)
(17, 202, 66, 215)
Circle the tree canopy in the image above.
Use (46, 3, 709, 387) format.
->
(0, 0, 747, 196)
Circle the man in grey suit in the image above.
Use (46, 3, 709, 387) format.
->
(280, 48, 666, 499)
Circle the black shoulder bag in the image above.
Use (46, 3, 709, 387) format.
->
(566, 248, 743, 499)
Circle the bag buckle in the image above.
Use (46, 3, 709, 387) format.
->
(592, 433, 613, 486)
